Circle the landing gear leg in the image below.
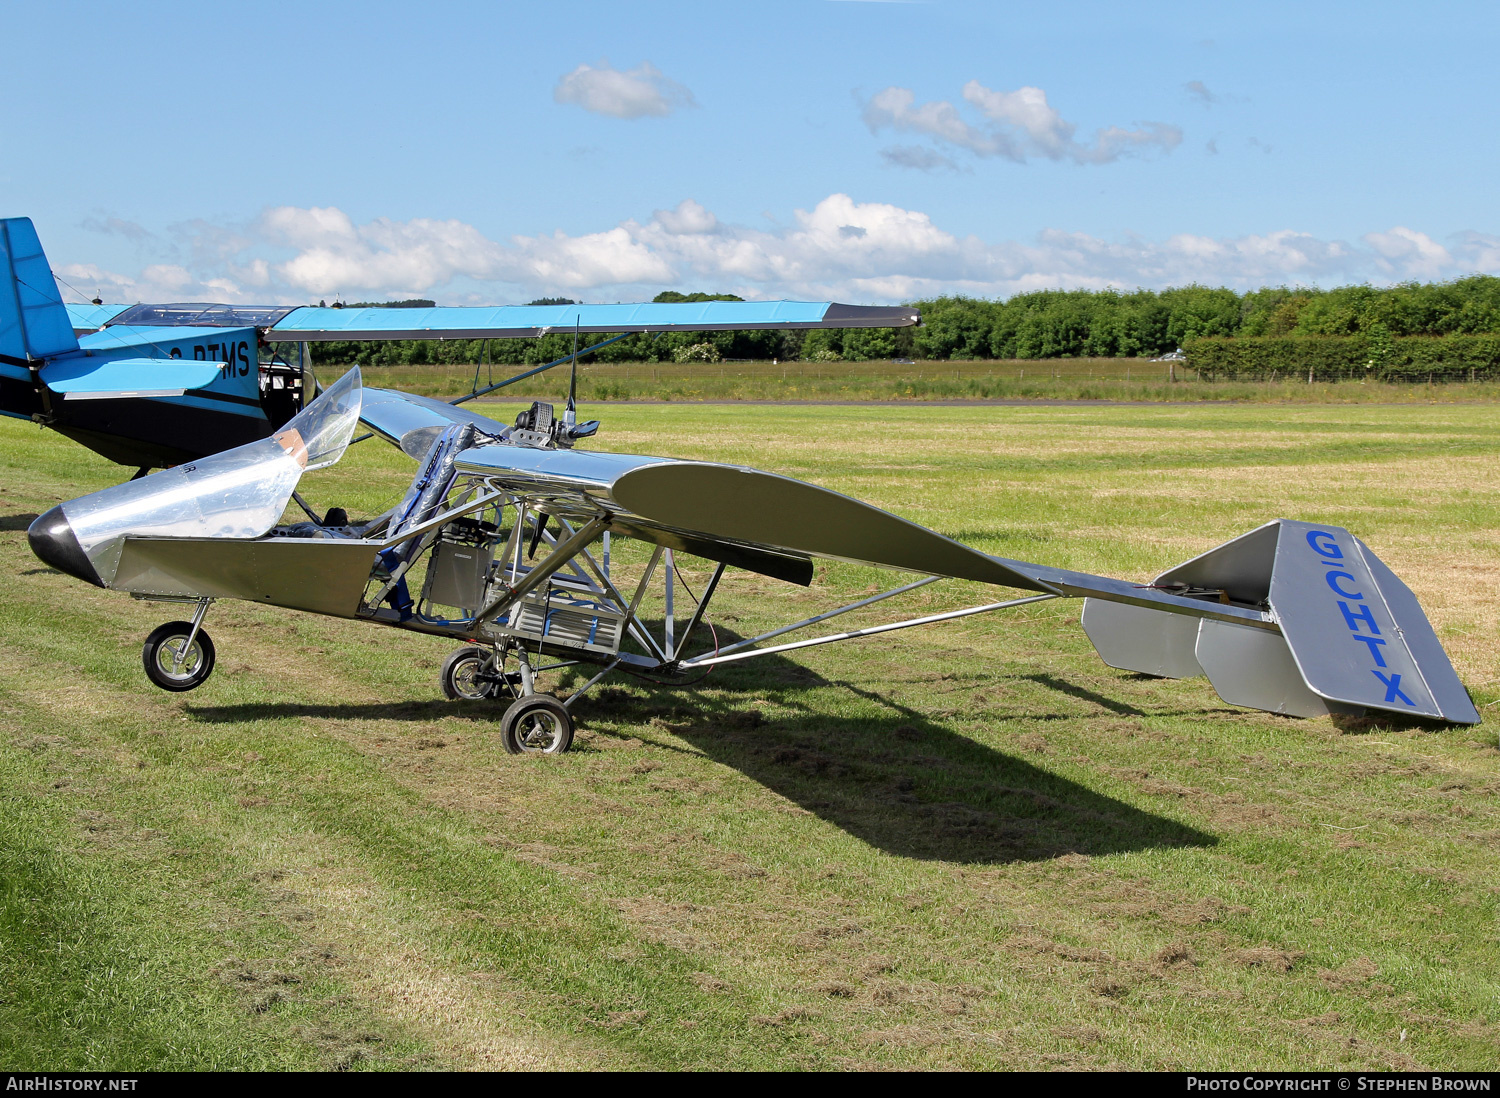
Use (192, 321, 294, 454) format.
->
(142, 598, 216, 692)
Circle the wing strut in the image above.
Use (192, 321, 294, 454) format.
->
(449, 332, 634, 407)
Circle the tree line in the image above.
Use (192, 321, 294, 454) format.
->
(308, 277, 1500, 367)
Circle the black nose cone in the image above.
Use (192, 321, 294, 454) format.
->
(28, 506, 103, 587)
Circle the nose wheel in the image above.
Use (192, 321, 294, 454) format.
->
(142, 620, 216, 692)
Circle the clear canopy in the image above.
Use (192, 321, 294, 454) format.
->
(62, 368, 362, 573)
(106, 303, 301, 329)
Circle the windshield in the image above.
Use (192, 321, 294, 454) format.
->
(61, 368, 362, 574)
(106, 303, 301, 328)
(273, 367, 362, 471)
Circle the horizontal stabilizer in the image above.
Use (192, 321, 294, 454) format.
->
(1080, 599, 1203, 679)
(39, 357, 226, 400)
(1194, 619, 1348, 719)
(1080, 520, 1480, 725)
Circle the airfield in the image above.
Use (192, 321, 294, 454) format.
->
(1, 396, 1497, 1070)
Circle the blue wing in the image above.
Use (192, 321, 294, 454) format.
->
(267, 300, 918, 341)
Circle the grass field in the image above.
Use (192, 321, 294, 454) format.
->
(353, 356, 1500, 405)
(1, 401, 1498, 1070)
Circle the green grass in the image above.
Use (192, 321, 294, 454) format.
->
(348, 356, 1500, 405)
(0, 402, 1497, 1069)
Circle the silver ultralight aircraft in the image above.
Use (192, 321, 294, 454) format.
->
(10, 217, 1481, 753)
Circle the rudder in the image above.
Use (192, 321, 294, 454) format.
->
(0, 217, 80, 363)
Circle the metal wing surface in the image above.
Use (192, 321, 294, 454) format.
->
(268, 301, 920, 342)
(452, 445, 1049, 591)
(360, 387, 514, 457)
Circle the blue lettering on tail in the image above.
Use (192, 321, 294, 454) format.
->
(1351, 634, 1388, 666)
(1326, 571, 1364, 599)
(1308, 530, 1343, 558)
(1309, 528, 1415, 709)
(1372, 670, 1414, 705)
(1338, 600, 1381, 635)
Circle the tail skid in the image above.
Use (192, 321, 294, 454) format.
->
(1078, 520, 1479, 725)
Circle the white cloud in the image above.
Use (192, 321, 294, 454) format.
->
(54, 261, 245, 305)
(554, 60, 695, 119)
(865, 81, 1181, 167)
(50, 199, 1500, 307)
(1452, 231, 1500, 273)
(653, 198, 718, 235)
(1362, 227, 1451, 280)
(863, 86, 1012, 158)
(961, 82, 1073, 158)
(1185, 80, 1217, 105)
(878, 144, 962, 172)
(79, 216, 154, 244)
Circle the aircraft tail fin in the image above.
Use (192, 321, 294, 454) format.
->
(1080, 520, 1479, 725)
(0, 217, 80, 363)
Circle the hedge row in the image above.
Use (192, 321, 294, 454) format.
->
(1182, 334, 1500, 381)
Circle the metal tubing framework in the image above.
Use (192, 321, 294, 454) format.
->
(678, 593, 1060, 669)
(672, 561, 726, 661)
(563, 530, 669, 661)
(711, 575, 942, 659)
(476, 515, 610, 624)
(377, 490, 506, 550)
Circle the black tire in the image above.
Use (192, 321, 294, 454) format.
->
(501, 695, 574, 755)
(142, 621, 216, 692)
(440, 646, 499, 701)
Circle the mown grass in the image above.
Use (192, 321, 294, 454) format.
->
(349, 356, 1500, 405)
(0, 401, 1497, 1069)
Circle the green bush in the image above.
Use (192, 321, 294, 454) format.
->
(1184, 334, 1500, 381)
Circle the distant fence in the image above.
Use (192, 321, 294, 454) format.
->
(1184, 334, 1500, 381)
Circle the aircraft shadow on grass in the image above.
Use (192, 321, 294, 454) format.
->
(0, 513, 40, 532)
(186, 625, 1217, 866)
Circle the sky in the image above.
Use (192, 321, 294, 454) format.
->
(3, 0, 1497, 306)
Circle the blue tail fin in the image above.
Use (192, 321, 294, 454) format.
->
(0, 218, 80, 363)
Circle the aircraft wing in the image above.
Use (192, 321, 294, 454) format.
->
(451, 444, 1050, 591)
(266, 301, 919, 341)
(360, 386, 514, 457)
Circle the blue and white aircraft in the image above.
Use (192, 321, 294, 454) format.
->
(1, 216, 916, 472)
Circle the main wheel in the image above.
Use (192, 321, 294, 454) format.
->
(440, 646, 500, 700)
(142, 621, 216, 692)
(501, 695, 574, 755)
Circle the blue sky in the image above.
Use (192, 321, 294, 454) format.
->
(4, 0, 1497, 304)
